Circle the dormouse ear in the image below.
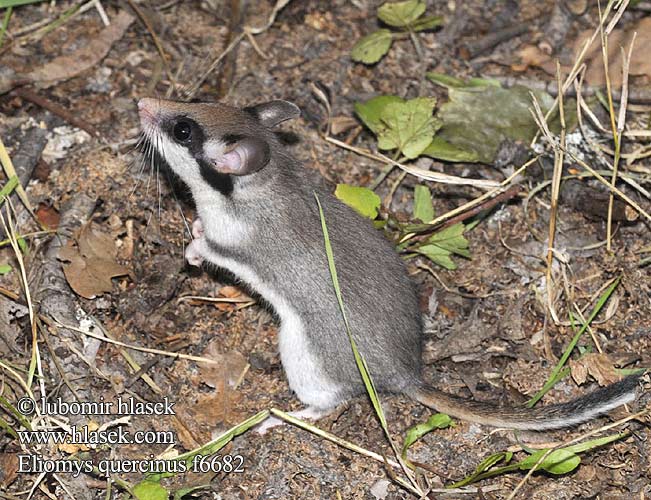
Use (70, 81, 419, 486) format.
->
(210, 137, 270, 176)
(244, 100, 300, 127)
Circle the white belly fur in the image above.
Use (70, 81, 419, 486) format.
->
(200, 241, 341, 409)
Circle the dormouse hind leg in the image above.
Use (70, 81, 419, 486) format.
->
(255, 406, 334, 435)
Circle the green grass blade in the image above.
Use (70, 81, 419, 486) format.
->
(314, 192, 388, 431)
(0, 176, 19, 204)
(0, 6, 12, 49)
(528, 277, 621, 407)
(146, 410, 269, 481)
(0, 1, 46, 8)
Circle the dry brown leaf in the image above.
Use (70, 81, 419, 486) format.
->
(199, 339, 248, 389)
(57, 420, 97, 453)
(330, 116, 359, 135)
(35, 202, 60, 229)
(578, 17, 651, 87)
(214, 285, 249, 311)
(0, 452, 19, 488)
(27, 11, 135, 87)
(513, 45, 558, 74)
(58, 222, 130, 299)
(570, 353, 621, 387)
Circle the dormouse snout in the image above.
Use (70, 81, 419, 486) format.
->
(137, 98, 161, 126)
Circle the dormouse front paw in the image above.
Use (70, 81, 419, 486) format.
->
(185, 238, 204, 267)
(192, 218, 204, 239)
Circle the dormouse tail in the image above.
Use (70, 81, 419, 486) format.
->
(413, 375, 642, 431)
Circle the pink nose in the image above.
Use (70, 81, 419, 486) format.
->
(137, 98, 159, 124)
(137, 97, 156, 111)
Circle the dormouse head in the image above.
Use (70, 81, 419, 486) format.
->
(137, 98, 300, 195)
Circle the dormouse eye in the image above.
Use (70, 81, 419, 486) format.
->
(173, 121, 192, 142)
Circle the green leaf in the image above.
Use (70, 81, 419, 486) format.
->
(426, 73, 467, 89)
(378, 0, 426, 27)
(450, 432, 628, 488)
(17, 236, 27, 254)
(415, 223, 470, 270)
(402, 413, 452, 458)
(355, 95, 403, 134)
(351, 29, 393, 64)
(427, 73, 500, 89)
(133, 480, 169, 500)
(427, 223, 470, 258)
(519, 449, 580, 475)
(422, 136, 480, 163)
(476, 451, 513, 472)
(432, 82, 575, 163)
(0, 175, 19, 204)
(451, 451, 514, 487)
(413, 185, 434, 222)
(0, 264, 11, 275)
(335, 184, 381, 220)
(564, 431, 628, 455)
(411, 15, 443, 32)
(378, 97, 441, 159)
(416, 245, 456, 270)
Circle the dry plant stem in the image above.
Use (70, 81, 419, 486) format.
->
(38, 318, 81, 400)
(575, 71, 651, 200)
(0, 202, 45, 402)
(34, 193, 95, 404)
(572, 304, 604, 354)
(606, 35, 636, 251)
(0, 360, 37, 406)
(13, 87, 99, 137)
(325, 137, 499, 188)
(416, 261, 489, 299)
(600, 3, 617, 252)
(51, 317, 221, 365)
(370, 151, 401, 191)
(92, 0, 110, 26)
(10, 0, 97, 39)
(529, 0, 629, 147)
(565, 148, 650, 221)
(218, 0, 244, 98)
(421, 183, 522, 236)
(507, 408, 649, 500)
(268, 408, 422, 496)
(0, 136, 33, 213)
(186, 0, 290, 99)
(185, 32, 245, 99)
(530, 87, 651, 223)
(125, 0, 178, 96)
(177, 295, 255, 305)
(89, 315, 163, 395)
(385, 170, 407, 207)
(545, 64, 566, 325)
(400, 158, 537, 244)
